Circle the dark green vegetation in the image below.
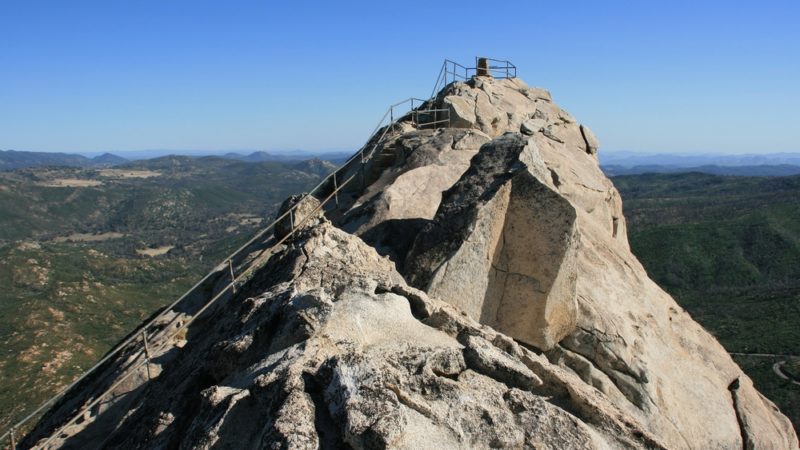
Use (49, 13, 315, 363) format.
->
(0, 156, 333, 431)
(603, 164, 800, 177)
(615, 172, 800, 432)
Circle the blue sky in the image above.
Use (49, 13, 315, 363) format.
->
(1, 1, 798, 155)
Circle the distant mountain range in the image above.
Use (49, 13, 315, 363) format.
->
(600, 151, 800, 176)
(0, 150, 129, 170)
(603, 164, 800, 177)
(219, 151, 350, 164)
(0, 149, 351, 171)
(601, 151, 800, 167)
(7, 149, 800, 177)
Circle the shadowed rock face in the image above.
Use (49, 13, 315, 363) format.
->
(23, 76, 798, 449)
(337, 128, 491, 240)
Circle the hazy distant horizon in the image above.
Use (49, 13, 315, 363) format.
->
(5, 147, 800, 167)
(75, 148, 353, 159)
(0, 147, 354, 160)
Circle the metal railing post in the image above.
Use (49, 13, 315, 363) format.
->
(228, 259, 236, 294)
(360, 151, 366, 189)
(141, 331, 152, 381)
(333, 172, 339, 207)
(9, 428, 16, 450)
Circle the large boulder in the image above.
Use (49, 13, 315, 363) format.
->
(274, 193, 322, 240)
(580, 124, 601, 155)
(405, 133, 580, 351)
(337, 128, 490, 264)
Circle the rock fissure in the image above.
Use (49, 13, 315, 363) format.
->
(561, 341, 653, 411)
(489, 263, 547, 294)
(728, 378, 750, 450)
(562, 334, 647, 387)
(302, 371, 348, 450)
(577, 325, 627, 347)
(574, 181, 607, 193)
(386, 383, 435, 420)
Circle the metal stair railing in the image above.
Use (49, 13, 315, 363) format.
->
(430, 59, 471, 99)
(388, 97, 449, 129)
(1, 60, 471, 450)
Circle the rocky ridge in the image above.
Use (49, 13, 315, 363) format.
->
(20, 75, 798, 449)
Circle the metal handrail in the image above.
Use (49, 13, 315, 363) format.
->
(475, 56, 517, 79)
(430, 59, 470, 99)
(430, 57, 516, 99)
(1, 58, 474, 449)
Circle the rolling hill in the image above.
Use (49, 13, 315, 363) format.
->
(0, 150, 128, 171)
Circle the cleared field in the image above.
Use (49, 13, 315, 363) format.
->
(37, 179, 103, 187)
(135, 245, 174, 257)
(98, 169, 161, 178)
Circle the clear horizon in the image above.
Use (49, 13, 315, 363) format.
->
(1, 1, 798, 154)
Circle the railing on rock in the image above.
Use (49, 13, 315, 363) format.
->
(475, 56, 517, 79)
(1, 60, 470, 450)
(430, 57, 517, 99)
(430, 59, 471, 98)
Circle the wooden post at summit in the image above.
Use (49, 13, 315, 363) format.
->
(476, 57, 491, 77)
